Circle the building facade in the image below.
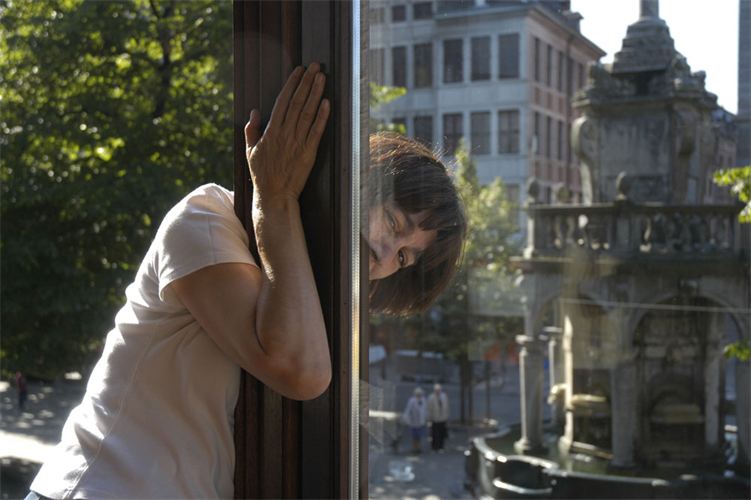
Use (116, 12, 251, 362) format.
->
(369, 0, 604, 227)
(737, 0, 751, 166)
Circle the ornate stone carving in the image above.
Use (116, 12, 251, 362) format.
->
(585, 63, 635, 100)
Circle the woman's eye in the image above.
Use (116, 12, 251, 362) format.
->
(398, 250, 406, 267)
(386, 210, 397, 231)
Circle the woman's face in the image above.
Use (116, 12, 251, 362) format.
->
(365, 201, 437, 280)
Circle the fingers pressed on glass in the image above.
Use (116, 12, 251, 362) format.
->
(267, 66, 304, 131)
(298, 72, 326, 138)
(306, 98, 330, 147)
(285, 63, 320, 130)
(244, 109, 261, 149)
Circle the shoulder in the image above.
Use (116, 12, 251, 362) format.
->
(166, 183, 236, 219)
(157, 183, 245, 243)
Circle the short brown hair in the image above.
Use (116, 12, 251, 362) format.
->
(366, 133, 467, 316)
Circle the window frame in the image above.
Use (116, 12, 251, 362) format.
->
(232, 1, 365, 497)
(392, 45, 407, 87)
(414, 114, 434, 145)
(471, 36, 491, 81)
(391, 4, 406, 22)
(443, 112, 464, 155)
(471, 111, 491, 155)
(414, 42, 434, 88)
(498, 109, 520, 155)
(443, 38, 464, 84)
(498, 33, 519, 79)
(413, 1, 433, 20)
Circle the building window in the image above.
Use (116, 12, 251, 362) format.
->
(369, 7, 385, 24)
(414, 43, 433, 88)
(557, 51, 564, 92)
(368, 47, 385, 85)
(414, 115, 434, 145)
(534, 111, 540, 155)
(413, 1, 432, 20)
(443, 39, 463, 83)
(392, 116, 407, 134)
(498, 33, 519, 79)
(471, 112, 491, 154)
(392, 46, 407, 87)
(557, 120, 563, 161)
(546, 116, 552, 159)
(471, 36, 490, 81)
(443, 113, 463, 155)
(391, 4, 406, 22)
(440, 1, 471, 12)
(546, 43, 553, 87)
(534, 37, 541, 82)
(566, 122, 572, 163)
(567, 55, 574, 94)
(498, 110, 519, 154)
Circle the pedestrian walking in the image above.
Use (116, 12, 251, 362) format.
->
(15, 371, 28, 412)
(427, 383, 449, 451)
(403, 387, 427, 453)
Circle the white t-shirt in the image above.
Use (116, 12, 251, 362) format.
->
(31, 184, 257, 499)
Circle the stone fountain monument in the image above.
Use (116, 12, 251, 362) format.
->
(466, 1, 750, 497)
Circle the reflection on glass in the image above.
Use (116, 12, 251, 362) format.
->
(363, 1, 749, 499)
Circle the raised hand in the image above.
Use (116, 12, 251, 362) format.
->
(244, 63, 330, 207)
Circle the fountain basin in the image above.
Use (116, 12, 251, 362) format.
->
(465, 424, 750, 499)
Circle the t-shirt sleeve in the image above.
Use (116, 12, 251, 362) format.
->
(154, 185, 258, 302)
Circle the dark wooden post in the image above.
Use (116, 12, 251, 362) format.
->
(232, 1, 365, 498)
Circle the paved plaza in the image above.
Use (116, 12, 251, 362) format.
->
(0, 366, 527, 499)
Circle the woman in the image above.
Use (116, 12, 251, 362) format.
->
(28, 64, 466, 499)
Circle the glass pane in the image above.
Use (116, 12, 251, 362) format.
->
(443, 39, 463, 83)
(362, 1, 748, 498)
(392, 46, 407, 87)
(499, 33, 520, 79)
(471, 36, 491, 81)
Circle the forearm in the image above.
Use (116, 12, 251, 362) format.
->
(252, 196, 330, 381)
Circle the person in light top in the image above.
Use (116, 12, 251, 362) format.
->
(28, 64, 466, 499)
(427, 383, 450, 451)
(403, 387, 428, 453)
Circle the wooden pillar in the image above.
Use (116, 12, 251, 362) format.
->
(232, 1, 364, 497)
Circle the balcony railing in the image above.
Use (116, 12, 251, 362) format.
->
(525, 201, 744, 259)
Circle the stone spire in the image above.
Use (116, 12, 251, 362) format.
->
(612, 0, 675, 74)
(640, 0, 659, 19)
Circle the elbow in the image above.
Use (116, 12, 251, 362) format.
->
(264, 353, 331, 401)
(282, 361, 332, 401)
(297, 366, 332, 401)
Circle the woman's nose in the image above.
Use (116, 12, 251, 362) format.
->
(377, 234, 404, 264)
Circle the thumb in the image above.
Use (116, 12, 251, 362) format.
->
(244, 109, 262, 149)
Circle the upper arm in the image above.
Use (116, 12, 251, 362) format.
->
(168, 262, 295, 394)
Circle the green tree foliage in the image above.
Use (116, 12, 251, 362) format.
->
(1, 0, 233, 378)
(713, 165, 751, 223)
(369, 82, 406, 134)
(713, 165, 751, 362)
(423, 140, 521, 359)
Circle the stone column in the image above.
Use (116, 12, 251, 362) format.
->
(544, 326, 565, 429)
(515, 334, 547, 454)
(610, 355, 637, 468)
(704, 313, 724, 450)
